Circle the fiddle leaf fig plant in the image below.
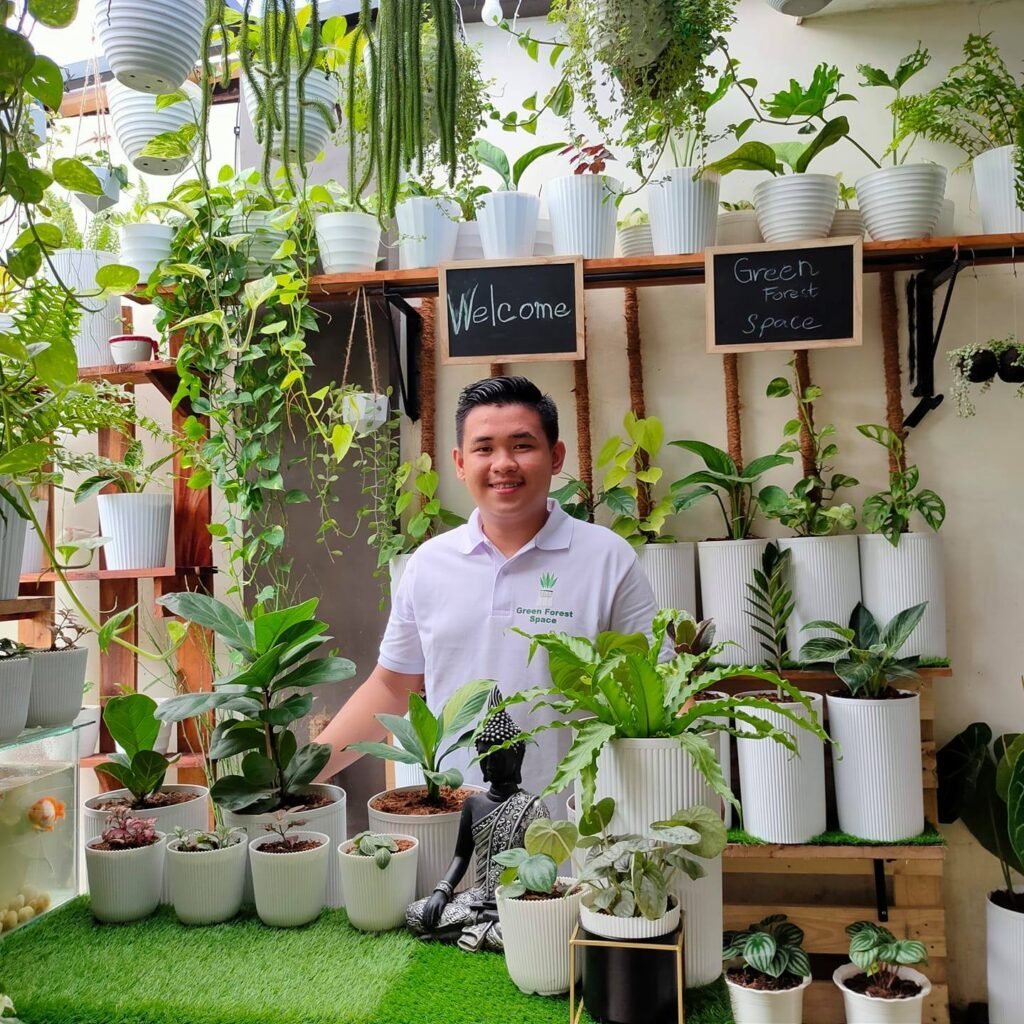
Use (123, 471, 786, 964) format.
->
(102, 693, 180, 806)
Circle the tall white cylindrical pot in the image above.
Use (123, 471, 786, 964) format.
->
(0, 493, 28, 600)
(973, 146, 1024, 234)
(636, 542, 697, 617)
(735, 692, 826, 844)
(25, 646, 88, 728)
(779, 535, 861, 652)
(830, 209, 866, 237)
(44, 249, 120, 367)
(249, 830, 330, 928)
(0, 656, 31, 741)
(833, 963, 931, 1023)
(697, 539, 769, 665)
(85, 834, 166, 923)
(649, 168, 720, 255)
(726, 972, 812, 1023)
(107, 80, 201, 175)
(546, 175, 621, 259)
(21, 498, 48, 575)
(497, 879, 585, 995)
(858, 533, 945, 658)
(119, 224, 175, 281)
(97, 492, 172, 571)
(716, 211, 761, 246)
(754, 174, 840, 243)
(243, 69, 338, 163)
(534, 219, 554, 256)
(75, 704, 101, 759)
(987, 887, 1024, 1024)
(826, 693, 924, 840)
(594, 738, 723, 986)
(478, 192, 540, 259)
(396, 197, 459, 269)
(855, 164, 947, 241)
(166, 836, 247, 925)
(338, 835, 419, 931)
(453, 221, 484, 261)
(315, 211, 381, 274)
(617, 225, 653, 257)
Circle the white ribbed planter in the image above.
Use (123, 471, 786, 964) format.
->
(546, 175, 621, 259)
(453, 221, 484, 261)
(20, 498, 47, 575)
(726, 972, 812, 1023)
(243, 69, 338, 162)
(95, 0, 205, 94)
(779, 535, 861, 652)
(936, 198, 955, 237)
(497, 879, 585, 995)
(0, 493, 28, 600)
(649, 168, 720, 255)
(973, 146, 1024, 234)
(826, 692, 923, 840)
(75, 704, 101, 759)
(833, 963, 931, 1023)
(617, 224, 653, 257)
(119, 224, 174, 281)
(25, 646, 88, 728)
(697, 539, 769, 666)
(479, 192, 540, 259)
(315, 211, 381, 274)
(754, 175, 840, 243)
(338, 835, 419, 931)
(580, 897, 680, 941)
(341, 392, 389, 434)
(534, 219, 554, 256)
(44, 250, 120, 367)
(0, 656, 31, 741)
(395, 198, 459, 269)
(855, 164, 947, 241)
(589, 0, 669, 68)
(249, 830, 330, 928)
(987, 887, 1024, 1024)
(107, 80, 200, 175)
(166, 836, 247, 925)
(96, 492, 172, 571)
(830, 209, 865, 238)
(735, 692, 826, 844)
(224, 783, 346, 908)
(858, 533, 945, 658)
(109, 336, 157, 364)
(594, 738, 722, 986)
(636, 543, 697, 617)
(227, 211, 287, 279)
(716, 211, 761, 245)
(85, 834, 166, 923)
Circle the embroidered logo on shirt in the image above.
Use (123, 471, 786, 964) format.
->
(536, 572, 557, 608)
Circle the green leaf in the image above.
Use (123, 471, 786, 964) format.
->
(795, 116, 850, 173)
(25, 55, 64, 109)
(880, 602, 927, 652)
(281, 742, 331, 791)
(157, 592, 254, 654)
(95, 263, 140, 294)
(260, 692, 313, 727)
(652, 804, 727, 860)
(669, 439, 736, 476)
(1007, 750, 1024, 874)
(139, 123, 198, 159)
(937, 722, 992, 823)
(518, 852, 558, 893)
(241, 751, 277, 787)
(346, 740, 423, 766)
(103, 694, 160, 759)
(439, 679, 494, 744)
(744, 932, 779, 975)
(154, 89, 189, 111)
(473, 139, 512, 190)
(52, 157, 102, 195)
(408, 692, 439, 763)
(705, 141, 781, 177)
(28, 0, 79, 27)
(996, 734, 1024, 803)
(766, 376, 792, 398)
(208, 721, 265, 760)
(524, 818, 578, 862)
(210, 774, 278, 813)
(511, 142, 566, 189)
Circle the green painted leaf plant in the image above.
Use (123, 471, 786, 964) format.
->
(844, 921, 928, 995)
(723, 914, 811, 984)
(495, 818, 580, 898)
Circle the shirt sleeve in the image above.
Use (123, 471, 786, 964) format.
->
(378, 555, 427, 675)
(609, 558, 675, 663)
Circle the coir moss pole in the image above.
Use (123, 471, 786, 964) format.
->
(723, 353, 742, 467)
(880, 270, 908, 473)
(419, 297, 437, 474)
(575, 312, 594, 521)
(624, 286, 651, 520)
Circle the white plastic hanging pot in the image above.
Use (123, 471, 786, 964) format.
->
(453, 221, 484, 261)
(478, 191, 540, 260)
(74, 166, 121, 215)
(617, 225, 653, 257)
(716, 211, 762, 246)
(830, 209, 866, 237)
(227, 211, 287, 279)
(107, 79, 201, 175)
(973, 146, 1024, 234)
(339, 835, 419, 932)
(341, 392, 389, 434)
(855, 164, 947, 241)
(243, 69, 339, 163)
(314, 211, 381, 274)
(754, 174, 840, 243)
(987, 887, 1024, 1024)
(635, 542, 697, 618)
(726, 971, 812, 1023)
(546, 175, 621, 259)
(395, 197, 459, 269)
(119, 224, 174, 282)
(649, 168, 720, 255)
(96, 492, 172, 570)
(44, 250, 120, 367)
(588, 0, 670, 68)
(833, 963, 931, 1023)
(697, 539, 769, 666)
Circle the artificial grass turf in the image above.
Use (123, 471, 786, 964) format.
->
(727, 823, 946, 847)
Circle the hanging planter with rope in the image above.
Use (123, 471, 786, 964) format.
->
(340, 288, 390, 435)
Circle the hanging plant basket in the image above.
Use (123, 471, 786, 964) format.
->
(107, 80, 201, 175)
(74, 166, 122, 214)
(997, 345, 1024, 383)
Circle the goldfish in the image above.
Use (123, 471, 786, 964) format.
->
(26, 797, 65, 832)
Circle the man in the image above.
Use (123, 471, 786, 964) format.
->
(314, 376, 660, 797)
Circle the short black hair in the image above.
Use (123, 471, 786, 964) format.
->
(455, 376, 559, 448)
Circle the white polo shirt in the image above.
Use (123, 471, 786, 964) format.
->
(378, 499, 660, 799)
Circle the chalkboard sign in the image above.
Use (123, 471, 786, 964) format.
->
(439, 256, 585, 365)
(706, 237, 862, 354)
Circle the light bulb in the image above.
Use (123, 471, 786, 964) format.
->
(481, 0, 503, 27)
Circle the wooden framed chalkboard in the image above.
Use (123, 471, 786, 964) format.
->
(706, 237, 863, 354)
(439, 256, 585, 365)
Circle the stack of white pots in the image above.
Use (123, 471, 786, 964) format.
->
(395, 198, 459, 269)
(754, 175, 840, 243)
(617, 222, 654, 257)
(649, 168, 720, 254)
(119, 224, 175, 281)
(242, 69, 339, 164)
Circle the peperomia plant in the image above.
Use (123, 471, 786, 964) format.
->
(349, 831, 405, 870)
(102, 694, 180, 807)
(495, 818, 580, 898)
(845, 921, 927, 992)
(723, 914, 811, 981)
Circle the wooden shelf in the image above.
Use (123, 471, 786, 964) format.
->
(781, 666, 952, 682)
(21, 566, 215, 584)
(78, 360, 179, 403)
(82, 753, 205, 772)
(726, 842, 946, 861)
(0, 595, 54, 620)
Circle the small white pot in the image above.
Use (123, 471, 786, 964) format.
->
(533, 218, 554, 256)
(338, 835, 419, 931)
(0, 492, 28, 600)
(75, 704, 101, 759)
(243, 69, 339, 163)
(96, 492, 172, 571)
(697, 539, 769, 666)
(855, 164, 947, 241)
(830, 208, 866, 238)
(249, 830, 330, 928)
(107, 79, 201, 175)
(498, 879, 586, 995)
(119, 224, 175, 281)
(341, 392, 389, 434)
(44, 250, 120, 367)
(716, 211, 762, 246)
(580, 898, 679, 941)
(754, 174, 840, 243)
(987, 887, 1024, 1024)
(617, 224, 653, 257)
(227, 211, 287, 279)
(0, 656, 31, 741)
(108, 336, 158, 364)
(453, 221, 484, 261)
(833, 962, 931, 1023)
(826, 692, 923, 841)
(546, 175, 621, 259)
(315, 211, 381, 274)
(75, 166, 121, 214)
(478, 191, 540, 260)
(635, 542, 697, 618)
(726, 972, 812, 1023)
(735, 692, 826, 844)
(649, 168, 720, 254)
(395, 197, 460, 269)
(166, 836, 247, 925)
(858, 533, 945, 659)
(85, 833, 166, 923)
(21, 498, 48, 576)
(973, 146, 1024, 234)
(25, 647, 88, 728)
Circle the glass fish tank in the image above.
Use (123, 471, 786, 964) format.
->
(0, 726, 78, 937)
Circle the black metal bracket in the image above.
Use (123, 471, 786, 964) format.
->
(873, 859, 890, 923)
(381, 286, 421, 423)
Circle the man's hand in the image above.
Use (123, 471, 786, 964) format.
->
(420, 889, 450, 929)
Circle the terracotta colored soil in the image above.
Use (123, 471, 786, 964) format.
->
(727, 967, 804, 992)
(842, 972, 922, 1000)
(259, 839, 324, 854)
(97, 790, 201, 812)
(518, 883, 578, 901)
(371, 787, 474, 816)
(90, 838, 160, 852)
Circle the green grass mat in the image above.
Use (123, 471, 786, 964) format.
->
(728, 823, 946, 847)
(1, 898, 735, 1024)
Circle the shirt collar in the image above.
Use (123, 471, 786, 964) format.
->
(459, 498, 574, 555)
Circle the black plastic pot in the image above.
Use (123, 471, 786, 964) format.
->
(965, 348, 998, 383)
(997, 346, 1024, 383)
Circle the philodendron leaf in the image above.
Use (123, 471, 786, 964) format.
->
(51, 157, 102, 195)
(524, 818, 578, 863)
(95, 263, 140, 294)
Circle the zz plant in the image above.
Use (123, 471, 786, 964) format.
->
(745, 541, 793, 678)
(723, 914, 811, 981)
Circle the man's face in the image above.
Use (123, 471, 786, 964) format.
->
(453, 403, 565, 524)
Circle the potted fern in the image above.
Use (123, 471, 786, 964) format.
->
(338, 832, 419, 932)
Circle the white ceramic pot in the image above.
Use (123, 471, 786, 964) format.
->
(0, 492, 28, 600)
(338, 835, 419, 931)
(96, 492, 172, 571)
(697, 539, 769, 666)
(0, 656, 31, 741)
(935, 198, 955, 237)
(227, 211, 287, 279)
(341, 392, 389, 434)
(315, 211, 381, 274)
(395, 197, 460, 269)
(243, 68, 339, 163)
(21, 498, 48, 576)
(75, 166, 121, 215)
(833, 962, 931, 1023)
(498, 879, 585, 995)
(779, 535, 861, 653)
(716, 211, 762, 246)
(85, 833, 166, 923)
(855, 164, 947, 241)
(25, 647, 88, 728)
(107, 79, 201, 175)
(754, 174, 840, 243)
(166, 835, 247, 925)
(987, 887, 1024, 1024)
(249, 830, 330, 928)
(735, 692, 826, 844)
(830, 208, 866, 238)
(95, 0, 205, 94)
(75, 704, 101, 759)
(858, 533, 945, 659)
(589, 0, 669, 68)
(973, 146, 1024, 234)
(44, 250, 120, 367)
(649, 168, 720, 255)
(478, 191, 540, 260)
(635, 542, 697, 617)
(546, 175, 621, 259)
(453, 221, 484, 261)
(223, 784, 346, 908)
(827, 692, 923, 840)
(617, 224, 653, 257)
(726, 972, 812, 1023)
(533, 218, 554, 256)
(108, 336, 157, 364)
(119, 224, 174, 281)
(580, 897, 680, 941)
